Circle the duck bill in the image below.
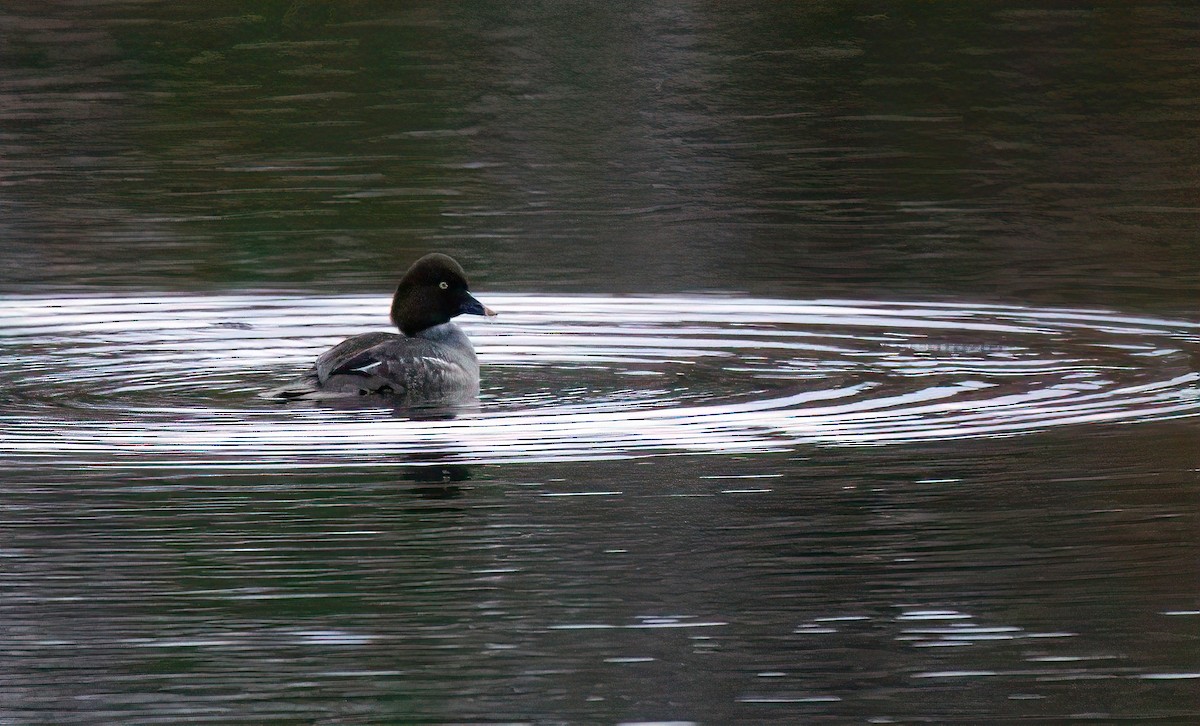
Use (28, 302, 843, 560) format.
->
(458, 292, 497, 318)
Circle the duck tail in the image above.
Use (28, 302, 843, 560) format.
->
(258, 373, 323, 401)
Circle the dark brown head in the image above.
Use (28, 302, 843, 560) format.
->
(389, 253, 496, 336)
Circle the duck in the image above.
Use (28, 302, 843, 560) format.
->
(264, 253, 496, 401)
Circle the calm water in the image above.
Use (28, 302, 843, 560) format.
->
(2, 2, 1199, 724)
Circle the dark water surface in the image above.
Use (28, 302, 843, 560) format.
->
(2, 2, 1199, 723)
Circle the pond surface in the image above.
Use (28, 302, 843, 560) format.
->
(2, 2, 1199, 724)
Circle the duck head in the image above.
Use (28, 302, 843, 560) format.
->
(390, 253, 496, 336)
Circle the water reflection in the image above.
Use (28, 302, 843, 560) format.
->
(1, 293, 1197, 722)
(2, 3, 1198, 312)
(1, 292, 1196, 470)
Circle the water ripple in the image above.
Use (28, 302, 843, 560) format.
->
(1, 294, 1197, 469)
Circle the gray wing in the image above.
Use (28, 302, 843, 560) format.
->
(316, 332, 477, 395)
(315, 332, 403, 381)
(257, 334, 397, 401)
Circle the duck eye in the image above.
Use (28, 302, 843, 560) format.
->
(438, 281, 449, 290)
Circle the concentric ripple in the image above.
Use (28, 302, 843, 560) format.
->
(1, 294, 1197, 468)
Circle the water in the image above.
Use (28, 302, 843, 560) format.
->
(3, 294, 1199, 467)
(2, 2, 1199, 723)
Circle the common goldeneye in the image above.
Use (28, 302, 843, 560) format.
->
(264, 253, 495, 400)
